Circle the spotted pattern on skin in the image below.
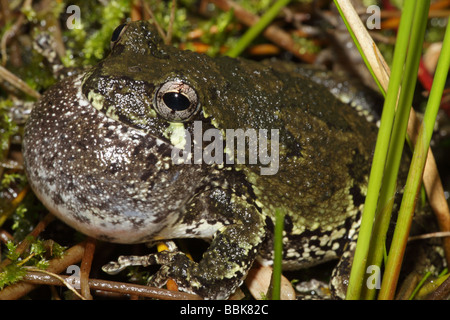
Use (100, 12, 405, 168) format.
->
(23, 75, 219, 243)
(23, 21, 384, 300)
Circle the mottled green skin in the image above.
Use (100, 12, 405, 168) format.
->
(23, 21, 378, 299)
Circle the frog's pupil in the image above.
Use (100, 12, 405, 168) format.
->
(163, 92, 191, 111)
(111, 24, 127, 42)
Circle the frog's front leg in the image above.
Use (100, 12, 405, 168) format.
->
(104, 190, 266, 300)
(104, 224, 265, 299)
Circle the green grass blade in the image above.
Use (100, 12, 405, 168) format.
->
(378, 15, 450, 300)
(333, 1, 385, 96)
(226, 0, 291, 58)
(345, 0, 418, 300)
(408, 272, 431, 300)
(270, 208, 285, 300)
(362, 0, 430, 300)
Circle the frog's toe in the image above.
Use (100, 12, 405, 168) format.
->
(102, 254, 152, 275)
(102, 260, 127, 275)
(102, 249, 183, 275)
(144, 254, 203, 296)
(146, 265, 173, 288)
(102, 250, 200, 295)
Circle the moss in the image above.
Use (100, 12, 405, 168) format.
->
(0, 238, 66, 289)
(0, 100, 18, 160)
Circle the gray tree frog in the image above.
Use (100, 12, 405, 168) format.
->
(23, 21, 379, 299)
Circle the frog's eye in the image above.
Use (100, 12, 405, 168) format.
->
(110, 23, 128, 48)
(154, 80, 200, 122)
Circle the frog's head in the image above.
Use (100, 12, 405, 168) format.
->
(81, 20, 219, 140)
(81, 20, 278, 175)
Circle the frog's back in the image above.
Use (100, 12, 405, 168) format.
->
(205, 57, 377, 225)
(203, 57, 378, 268)
(256, 63, 377, 226)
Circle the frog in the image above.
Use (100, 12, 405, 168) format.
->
(22, 20, 379, 299)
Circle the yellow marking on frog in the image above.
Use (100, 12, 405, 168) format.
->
(156, 241, 193, 260)
(164, 122, 186, 149)
(87, 90, 107, 112)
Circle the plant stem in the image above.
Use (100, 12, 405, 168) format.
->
(270, 208, 285, 300)
(362, 0, 430, 300)
(226, 0, 291, 58)
(378, 15, 450, 299)
(345, 0, 418, 300)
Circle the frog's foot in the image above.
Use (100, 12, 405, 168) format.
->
(102, 240, 182, 274)
(102, 251, 181, 276)
(102, 246, 204, 297)
(102, 245, 236, 299)
(103, 219, 265, 299)
(295, 279, 332, 300)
